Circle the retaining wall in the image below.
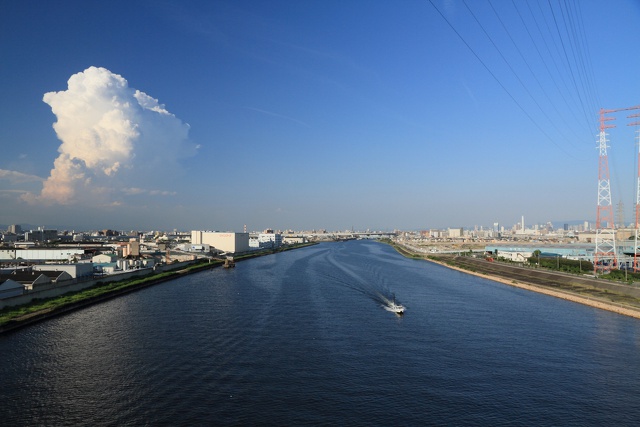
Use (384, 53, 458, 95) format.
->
(0, 260, 196, 310)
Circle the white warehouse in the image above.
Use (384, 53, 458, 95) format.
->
(191, 231, 250, 254)
(258, 231, 282, 249)
(0, 248, 86, 262)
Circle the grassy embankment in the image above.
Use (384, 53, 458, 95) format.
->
(381, 239, 640, 313)
(0, 258, 219, 329)
(0, 242, 317, 331)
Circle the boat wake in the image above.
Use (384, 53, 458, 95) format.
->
(320, 272, 406, 315)
(377, 293, 406, 315)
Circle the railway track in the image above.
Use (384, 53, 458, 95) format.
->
(431, 255, 640, 309)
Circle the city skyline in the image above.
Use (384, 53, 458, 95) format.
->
(1, 1, 639, 231)
(0, 215, 598, 235)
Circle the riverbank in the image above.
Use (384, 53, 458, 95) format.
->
(386, 240, 640, 320)
(430, 257, 640, 319)
(0, 242, 317, 335)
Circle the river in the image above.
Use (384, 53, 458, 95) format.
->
(1, 240, 640, 425)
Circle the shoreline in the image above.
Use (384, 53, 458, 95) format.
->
(0, 243, 318, 335)
(425, 257, 640, 319)
(387, 240, 640, 320)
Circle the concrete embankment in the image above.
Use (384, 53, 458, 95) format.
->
(0, 262, 216, 335)
(0, 243, 317, 335)
(0, 256, 222, 311)
(0, 268, 194, 334)
(429, 257, 640, 320)
(391, 242, 640, 320)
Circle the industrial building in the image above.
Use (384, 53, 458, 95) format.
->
(0, 248, 86, 262)
(32, 263, 95, 279)
(255, 229, 283, 249)
(24, 227, 58, 242)
(191, 231, 250, 254)
(0, 279, 23, 298)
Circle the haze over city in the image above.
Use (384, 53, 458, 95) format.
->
(1, 0, 639, 231)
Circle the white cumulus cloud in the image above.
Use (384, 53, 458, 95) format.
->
(22, 66, 196, 206)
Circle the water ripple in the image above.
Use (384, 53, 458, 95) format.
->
(2, 241, 640, 425)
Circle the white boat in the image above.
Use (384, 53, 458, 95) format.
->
(383, 296, 405, 315)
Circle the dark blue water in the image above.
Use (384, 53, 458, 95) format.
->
(2, 240, 640, 425)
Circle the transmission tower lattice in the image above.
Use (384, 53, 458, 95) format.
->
(630, 112, 640, 271)
(594, 106, 640, 274)
(594, 108, 617, 273)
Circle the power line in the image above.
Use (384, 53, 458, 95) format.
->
(546, 0, 593, 132)
(566, 0, 601, 111)
(427, 0, 572, 156)
(513, 0, 592, 142)
(559, 0, 599, 118)
(530, 0, 593, 134)
(484, 0, 582, 148)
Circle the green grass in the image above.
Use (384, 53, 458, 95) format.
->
(0, 259, 219, 327)
(0, 245, 312, 329)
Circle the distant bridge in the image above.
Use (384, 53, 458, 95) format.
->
(290, 231, 398, 241)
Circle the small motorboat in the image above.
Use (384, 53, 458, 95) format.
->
(383, 296, 405, 315)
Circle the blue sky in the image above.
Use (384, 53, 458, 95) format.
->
(1, 0, 639, 232)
